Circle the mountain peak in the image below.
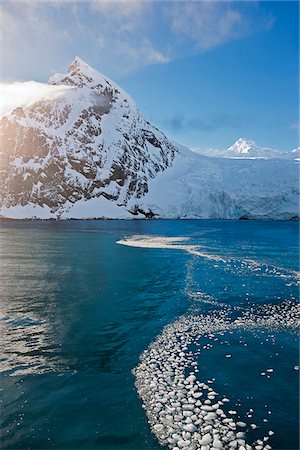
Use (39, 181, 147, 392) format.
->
(192, 138, 295, 159)
(236, 138, 255, 144)
(67, 56, 99, 80)
(47, 56, 136, 112)
(228, 138, 257, 154)
(226, 138, 286, 159)
(70, 56, 89, 67)
(49, 57, 114, 90)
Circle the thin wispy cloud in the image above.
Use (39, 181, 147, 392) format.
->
(167, 1, 246, 50)
(118, 39, 170, 65)
(0, 1, 274, 79)
(169, 1, 273, 51)
(90, 0, 147, 22)
(88, 0, 170, 71)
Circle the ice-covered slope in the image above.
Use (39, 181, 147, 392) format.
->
(0, 58, 298, 220)
(133, 151, 299, 220)
(194, 138, 298, 160)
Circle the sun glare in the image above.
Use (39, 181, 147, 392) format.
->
(0, 81, 74, 116)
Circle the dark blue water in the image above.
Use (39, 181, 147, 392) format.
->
(0, 220, 298, 449)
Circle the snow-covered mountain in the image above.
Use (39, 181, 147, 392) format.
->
(193, 138, 298, 159)
(0, 57, 177, 218)
(0, 58, 298, 220)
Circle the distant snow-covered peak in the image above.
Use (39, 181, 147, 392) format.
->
(193, 138, 297, 160)
(227, 138, 260, 155)
(227, 138, 300, 159)
(226, 138, 281, 158)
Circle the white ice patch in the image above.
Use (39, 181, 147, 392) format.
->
(134, 302, 299, 450)
(117, 235, 228, 262)
(117, 235, 300, 284)
(117, 235, 190, 248)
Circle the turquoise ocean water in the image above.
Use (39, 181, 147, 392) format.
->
(0, 220, 298, 449)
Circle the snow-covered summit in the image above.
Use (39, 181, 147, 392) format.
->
(194, 138, 298, 160)
(226, 138, 281, 158)
(49, 56, 136, 107)
(228, 138, 257, 154)
(0, 58, 298, 220)
(66, 56, 102, 83)
(49, 56, 111, 87)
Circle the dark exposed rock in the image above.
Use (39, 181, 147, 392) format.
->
(129, 204, 157, 218)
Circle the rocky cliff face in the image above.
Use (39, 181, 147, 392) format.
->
(0, 57, 298, 220)
(0, 57, 176, 217)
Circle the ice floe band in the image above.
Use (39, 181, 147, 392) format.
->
(117, 236, 299, 285)
(133, 302, 299, 450)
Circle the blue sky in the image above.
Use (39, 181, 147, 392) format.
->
(0, 1, 298, 151)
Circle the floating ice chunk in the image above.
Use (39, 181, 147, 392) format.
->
(186, 374, 196, 383)
(177, 439, 190, 448)
(183, 423, 197, 433)
(204, 412, 217, 420)
(201, 405, 214, 411)
(212, 438, 223, 448)
(199, 433, 212, 445)
(236, 421, 247, 427)
(193, 392, 202, 399)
